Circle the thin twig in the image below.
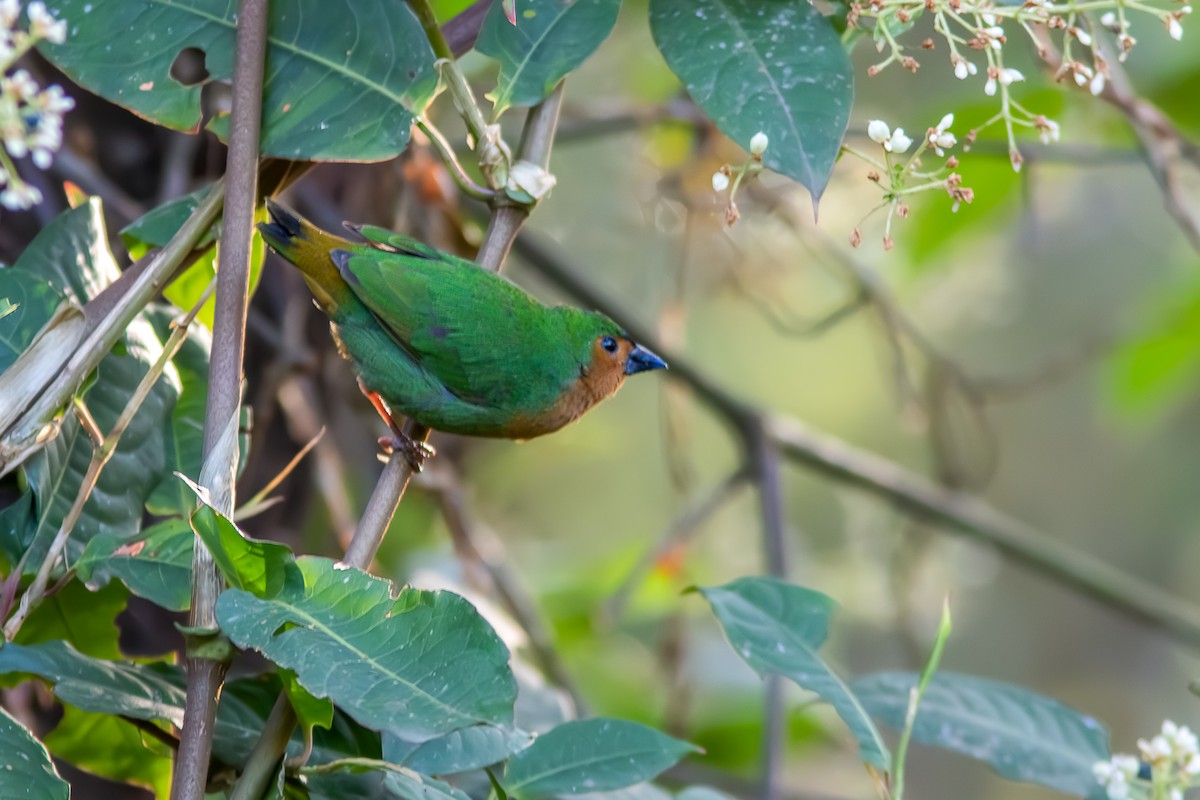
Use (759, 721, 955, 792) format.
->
(173, 0, 269, 798)
(508, 228, 1200, 648)
(2, 281, 215, 641)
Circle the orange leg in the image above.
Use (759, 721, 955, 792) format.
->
(356, 379, 436, 471)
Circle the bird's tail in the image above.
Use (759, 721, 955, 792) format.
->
(258, 200, 355, 314)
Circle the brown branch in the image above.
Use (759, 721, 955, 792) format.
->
(508, 228, 1200, 648)
(173, 0, 269, 797)
(1035, 29, 1200, 254)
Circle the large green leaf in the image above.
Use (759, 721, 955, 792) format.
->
(41, 0, 438, 161)
(648, 0, 852, 197)
(384, 725, 534, 775)
(0, 706, 69, 800)
(43, 706, 173, 798)
(14, 579, 128, 660)
(216, 557, 517, 742)
(76, 518, 194, 612)
(0, 269, 63, 371)
(503, 719, 698, 799)
(852, 672, 1110, 799)
(698, 577, 890, 770)
(477, 0, 621, 116)
(13, 317, 179, 572)
(383, 767, 472, 800)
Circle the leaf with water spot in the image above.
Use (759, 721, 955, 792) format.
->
(649, 0, 853, 199)
(503, 718, 699, 799)
(216, 557, 516, 742)
(477, 0, 621, 116)
(852, 671, 1110, 798)
(698, 577, 890, 770)
(0, 707, 70, 800)
(41, 0, 437, 161)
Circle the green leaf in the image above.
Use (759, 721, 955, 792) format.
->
(0, 706, 69, 800)
(42, 0, 439, 161)
(698, 577, 890, 770)
(0, 641, 188, 724)
(215, 557, 517, 742)
(14, 579, 128, 660)
(13, 317, 179, 573)
(852, 671, 1110, 799)
(76, 517, 194, 612)
(283, 669, 336, 733)
(384, 725, 534, 775)
(43, 706, 173, 798)
(477, 0, 621, 116)
(185, 485, 295, 599)
(120, 186, 216, 252)
(503, 719, 698, 799)
(0, 269, 63, 371)
(11, 198, 119, 304)
(648, 0, 853, 198)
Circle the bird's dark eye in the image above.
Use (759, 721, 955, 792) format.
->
(601, 336, 618, 353)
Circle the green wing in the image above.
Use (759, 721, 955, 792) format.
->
(333, 246, 568, 409)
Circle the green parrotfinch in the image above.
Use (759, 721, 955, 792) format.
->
(258, 201, 666, 467)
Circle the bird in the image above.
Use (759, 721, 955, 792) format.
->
(257, 200, 667, 469)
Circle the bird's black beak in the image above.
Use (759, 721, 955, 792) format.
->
(625, 344, 668, 375)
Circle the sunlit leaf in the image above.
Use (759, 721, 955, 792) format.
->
(216, 557, 516, 742)
(44, 706, 173, 798)
(649, 0, 852, 198)
(42, 0, 438, 161)
(14, 579, 128, 660)
(186, 491, 294, 599)
(852, 671, 1110, 798)
(699, 577, 890, 770)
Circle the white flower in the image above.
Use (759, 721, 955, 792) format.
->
(999, 67, 1025, 85)
(1037, 117, 1060, 143)
(27, 1, 66, 44)
(1168, 16, 1184, 40)
(928, 113, 956, 155)
(1093, 757, 1137, 800)
(1170, 789, 1183, 800)
(1075, 27, 1093, 45)
(1100, 11, 1117, 27)
(1184, 753, 1200, 774)
(985, 76, 997, 96)
(1090, 72, 1106, 95)
(887, 128, 913, 153)
(1111, 755, 1140, 778)
(867, 119, 891, 144)
(0, 180, 41, 209)
(1139, 735, 1173, 762)
(711, 171, 729, 192)
(954, 60, 970, 79)
(0, 0, 18, 28)
(506, 159, 556, 200)
(749, 130, 768, 156)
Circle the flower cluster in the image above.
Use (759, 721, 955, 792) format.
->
(0, 0, 72, 211)
(712, 130, 768, 227)
(846, 113, 972, 249)
(1094, 720, 1200, 800)
(849, 0, 1190, 168)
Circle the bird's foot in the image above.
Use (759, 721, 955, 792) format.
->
(378, 433, 436, 472)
